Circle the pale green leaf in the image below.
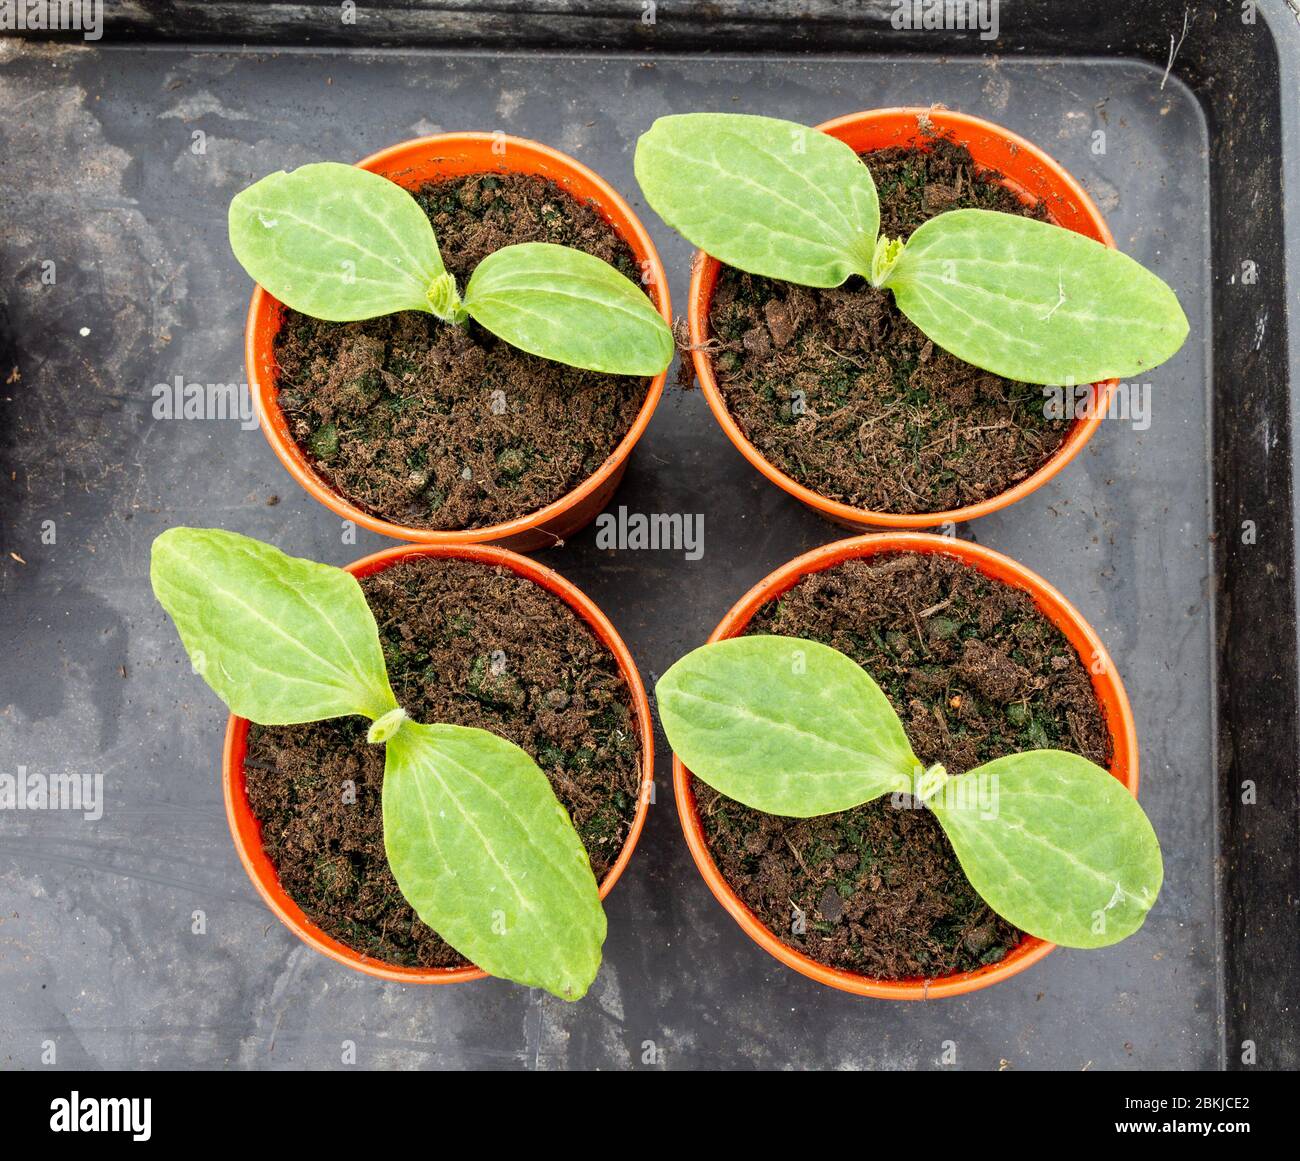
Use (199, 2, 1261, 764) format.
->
(229, 162, 446, 321)
(928, 751, 1163, 948)
(150, 528, 397, 724)
(383, 721, 605, 1000)
(656, 636, 917, 817)
(635, 113, 879, 287)
(463, 242, 673, 374)
(883, 208, 1189, 383)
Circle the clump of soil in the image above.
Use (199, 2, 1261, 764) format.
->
(273, 172, 650, 531)
(243, 557, 642, 969)
(708, 136, 1067, 514)
(694, 550, 1111, 980)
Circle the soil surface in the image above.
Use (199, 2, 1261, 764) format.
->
(694, 550, 1112, 980)
(243, 556, 642, 969)
(707, 137, 1068, 514)
(273, 173, 650, 531)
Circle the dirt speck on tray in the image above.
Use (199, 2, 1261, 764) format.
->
(694, 550, 1111, 980)
(243, 556, 642, 969)
(273, 172, 651, 531)
(708, 136, 1068, 515)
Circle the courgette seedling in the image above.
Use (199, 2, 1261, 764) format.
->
(152, 527, 608, 999)
(229, 162, 673, 376)
(635, 113, 1189, 384)
(657, 636, 1162, 950)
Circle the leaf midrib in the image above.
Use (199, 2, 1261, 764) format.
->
(939, 799, 1150, 907)
(247, 200, 428, 293)
(648, 137, 859, 261)
(162, 545, 374, 707)
(669, 685, 893, 767)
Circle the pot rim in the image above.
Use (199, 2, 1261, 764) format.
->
(687, 106, 1120, 530)
(671, 531, 1139, 999)
(245, 131, 672, 545)
(223, 540, 656, 984)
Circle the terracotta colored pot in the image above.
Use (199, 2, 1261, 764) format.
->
(687, 107, 1119, 531)
(224, 541, 655, 984)
(671, 532, 1139, 999)
(245, 133, 671, 552)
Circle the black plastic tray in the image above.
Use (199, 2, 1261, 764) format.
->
(1, 1, 1297, 1070)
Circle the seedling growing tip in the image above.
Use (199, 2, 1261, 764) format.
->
(229, 162, 673, 376)
(635, 113, 1189, 384)
(657, 635, 1162, 950)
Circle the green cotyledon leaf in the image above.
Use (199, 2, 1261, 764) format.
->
(655, 636, 917, 817)
(229, 162, 450, 321)
(927, 751, 1163, 948)
(881, 208, 1189, 384)
(463, 242, 673, 375)
(382, 721, 605, 1000)
(150, 528, 397, 725)
(635, 113, 880, 287)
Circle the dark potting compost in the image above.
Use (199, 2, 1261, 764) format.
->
(272, 172, 649, 531)
(694, 550, 1112, 979)
(707, 137, 1067, 515)
(243, 556, 642, 968)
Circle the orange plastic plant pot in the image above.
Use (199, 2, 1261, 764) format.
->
(223, 541, 656, 984)
(687, 107, 1119, 531)
(671, 532, 1139, 999)
(245, 133, 672, 552)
